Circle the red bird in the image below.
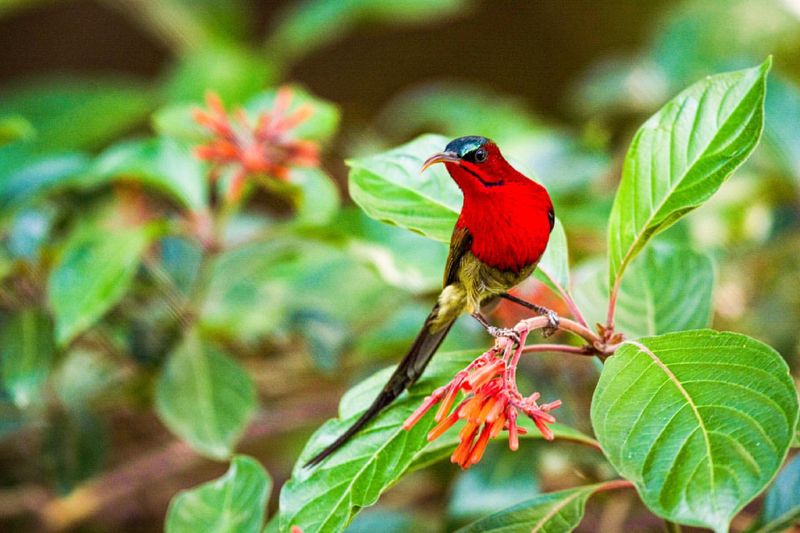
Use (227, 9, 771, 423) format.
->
(306, 136, 556, 467)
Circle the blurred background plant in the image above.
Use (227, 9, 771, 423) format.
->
(0, 0, 797, 531)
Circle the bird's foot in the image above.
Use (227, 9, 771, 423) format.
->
(542, 310, 560, 338)
(487, 326, 521, 346)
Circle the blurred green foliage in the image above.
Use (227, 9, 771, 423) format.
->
(0, 0, 798, 532)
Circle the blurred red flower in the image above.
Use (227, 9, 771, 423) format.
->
(193, 87, 320, 202)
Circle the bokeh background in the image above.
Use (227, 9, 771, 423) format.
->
(0, 0, 798, 531)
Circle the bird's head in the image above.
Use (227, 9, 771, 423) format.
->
(421, 136, 514, 191)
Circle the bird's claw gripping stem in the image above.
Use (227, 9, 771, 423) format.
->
(542, 310, 559, 338)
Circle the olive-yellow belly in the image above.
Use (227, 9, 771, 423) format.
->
(430, 252, 536, 332)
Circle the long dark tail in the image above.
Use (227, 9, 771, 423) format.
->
(304, 304, 454, 468)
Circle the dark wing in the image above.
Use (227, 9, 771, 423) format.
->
(443, 226, 473, 286)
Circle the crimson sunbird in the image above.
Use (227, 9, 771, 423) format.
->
(306, 136, 556, 467)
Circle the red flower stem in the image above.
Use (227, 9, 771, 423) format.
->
(557, 285, 590, 329)
(519, 316, 603, 349)
(521, 344, 595, 355)
(505, 328, 530, 388)
(592, 479, 635, 493)
(606, 277, 622, 331)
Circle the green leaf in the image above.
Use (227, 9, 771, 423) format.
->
(155, 332, 256, 460)
(290, 167, 341, 227)
(243, 85, 340, 144)
(348, 134, 461, 243)
(279, 350, 593, 533)
(266, 0, 470, 63)
(163, 45, 275, 105)
(0, 309, 55, 408)
(0, 75, 153, 152)
(201, 239, 401, 344)
(448, 448, 539, 524)
(455, 484, 598, 533)
(166, 455, 271, 533)
(0, 146, 91, 212)
(606, 59, 769, 292)
(340, 209, 449, 295)
(88, 137, 208, 211)
(762, 76, 800, 183)
(591, 330, 799, 532)
(534, 218, 570, 297)
(48, 225, 151, 345)
(574, 242, 714, 338)
(747, 454, 800, 532)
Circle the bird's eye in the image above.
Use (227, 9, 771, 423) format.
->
(473, 147, 488, 163)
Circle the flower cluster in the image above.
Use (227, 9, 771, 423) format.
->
(193, 87, 320, 202)
(403, 327, 561, 468)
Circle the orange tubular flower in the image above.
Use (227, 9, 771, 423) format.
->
(403, 330, 561, 469)
(192, 88, 320, 203)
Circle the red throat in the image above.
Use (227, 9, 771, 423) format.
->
(445, 150, 553, 272)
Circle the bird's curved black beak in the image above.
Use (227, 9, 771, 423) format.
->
(420, 151, 460, 173)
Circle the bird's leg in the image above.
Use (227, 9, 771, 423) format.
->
(471, 312, 521, 345)
(500, 293, 560, 337)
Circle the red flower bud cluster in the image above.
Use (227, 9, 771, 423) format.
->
(403, 329, 561, 469)
(192, 88, 320, 202)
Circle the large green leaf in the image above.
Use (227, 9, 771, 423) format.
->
(591, 330, 799, 532)
(606, 60, 769, 292)
(338, 209, 449, 295)
(534, 217, 570, 297)
(574, 242, 714, 338)
(201, 238, 402, 347)
(155, 332, 256, 460)
(0, 75, 153, 152)
(87, 137, 208, 211)
(747, 454, 800, 532)
(166, 455, 271, 533)
(348, 135, 568, 286)
(279, 350, 593, 533)
(348, 134, 460, 242)
(0, 309, 55, 408)
(48, 225, 152, 345)
(456, 484, 599, 533)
